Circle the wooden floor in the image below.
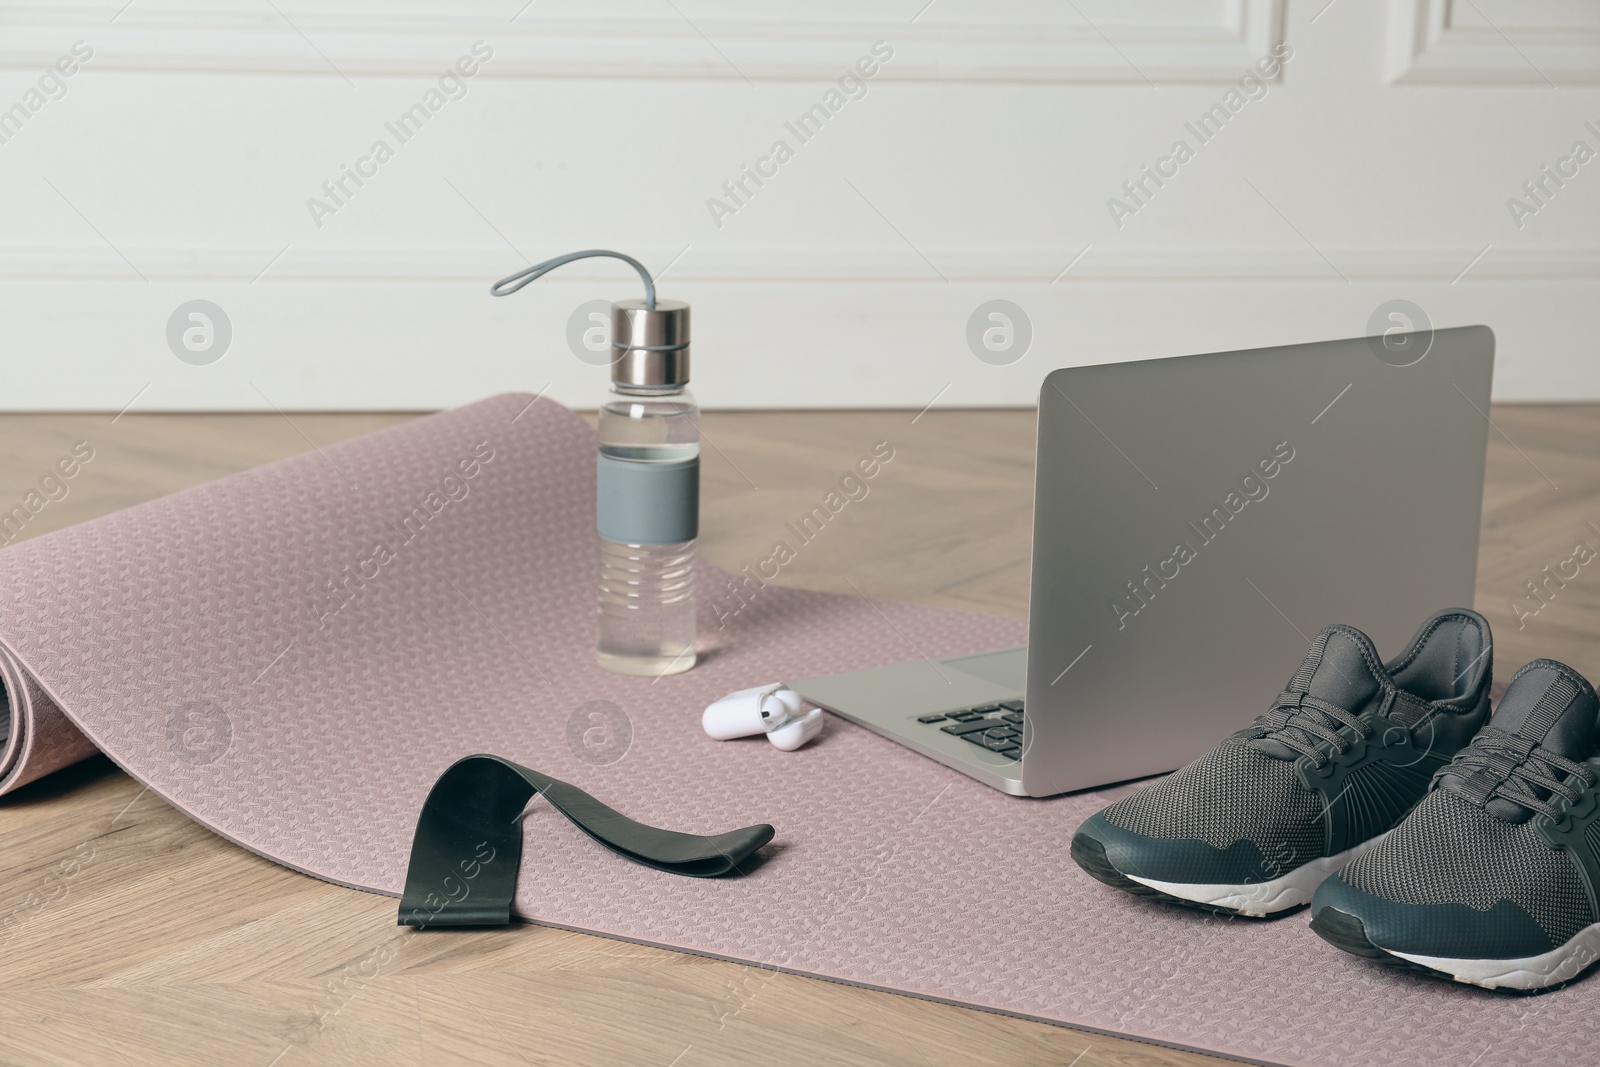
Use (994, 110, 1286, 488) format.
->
(1, 404, 1595, 1067)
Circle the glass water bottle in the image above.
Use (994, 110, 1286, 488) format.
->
(596, 298, 698, 676)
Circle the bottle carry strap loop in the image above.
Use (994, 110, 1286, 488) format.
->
(490, 249, 657, 309)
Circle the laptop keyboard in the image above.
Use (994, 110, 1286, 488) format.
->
(918, 701, 1024, 762)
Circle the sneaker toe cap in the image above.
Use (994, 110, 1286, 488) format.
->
(1312, 872, 1559, 961)
(1073, 810, 1283, 888)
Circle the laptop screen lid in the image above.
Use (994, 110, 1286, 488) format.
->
(1021, 327, 1494, 796)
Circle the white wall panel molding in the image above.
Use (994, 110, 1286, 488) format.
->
(1, 275, 1592, 411)
(1389, 0, 1600, 84)
(2, 3, 1596, 410)
(0, 1, 1286, 84)
(4, 244, 1596, 284)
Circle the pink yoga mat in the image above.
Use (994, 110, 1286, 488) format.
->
(0, 393, 1588, 1067)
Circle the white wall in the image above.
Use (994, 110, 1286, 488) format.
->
(1, 0, 1597, 411)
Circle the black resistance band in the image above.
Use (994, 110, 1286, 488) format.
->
(398, 754, 774, 928)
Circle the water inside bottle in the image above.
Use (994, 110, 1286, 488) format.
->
(596, 438, 699, 676)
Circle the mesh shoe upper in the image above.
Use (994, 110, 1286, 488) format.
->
(1103, 737, 1326, 870)
(1340, 788, 1591, 946)
(1315, 659, 1600, 960)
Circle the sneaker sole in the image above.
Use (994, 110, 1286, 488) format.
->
(1072, 831, 1387, 919)
(1310, 906, 1600, 992)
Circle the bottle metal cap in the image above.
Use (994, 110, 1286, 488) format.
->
(611, 298, 690, 389)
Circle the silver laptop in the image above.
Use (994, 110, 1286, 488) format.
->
(791, 326, 1495, 797)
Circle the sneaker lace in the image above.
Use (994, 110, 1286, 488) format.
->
(1251, 691, 1372, 767)
(1438, 726, 1596, 820)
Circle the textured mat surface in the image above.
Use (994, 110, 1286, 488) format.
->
(0, 393, 1588, 1067)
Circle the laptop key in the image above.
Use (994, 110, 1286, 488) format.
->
(998, 747, 1021, 760)
(1001, 712, 1023, 724)
(941, 720, 1004, 736)
(999, 701, 1024, 712)
(916, 714, 948, 723)
(982, 735, 1014, 751)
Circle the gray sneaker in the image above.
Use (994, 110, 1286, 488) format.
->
(1311, 659, 1600, 990)
(1072, 609, 1493, 917)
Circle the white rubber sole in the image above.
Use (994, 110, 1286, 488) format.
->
(1389, 922, 1600, 991)
(1125, 833, 1390, 917)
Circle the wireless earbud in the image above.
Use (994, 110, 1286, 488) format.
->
(702, 683, 824, 751)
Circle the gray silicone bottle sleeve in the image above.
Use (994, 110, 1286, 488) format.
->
(596, 454, 700, 544)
